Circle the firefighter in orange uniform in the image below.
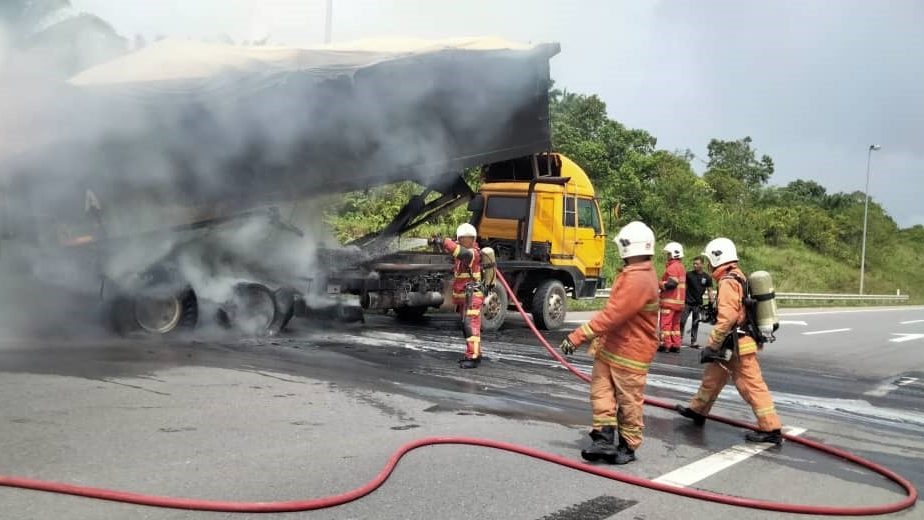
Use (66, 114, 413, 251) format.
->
(440, 223, 484, 369)
(559, 221, 660, 464)
(658, 242, 686, 353)
(676, 237, 783, 446)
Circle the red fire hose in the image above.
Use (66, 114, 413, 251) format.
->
(0, 270, 916, 515)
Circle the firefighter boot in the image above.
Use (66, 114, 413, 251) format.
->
(745, 429, 783, 446)
(675, 404, 707, 426)
(613, 436, 636, 465)
(459, 357, 481, 369)
(581, 426, 617, 463)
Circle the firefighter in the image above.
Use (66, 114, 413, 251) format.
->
(658, 241, 686, 353)
(676, 237, 784, 446)
(439, 223, 485, 369)
(559, 221, 659, 464)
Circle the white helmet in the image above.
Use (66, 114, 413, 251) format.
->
(663, 241, 684, 259)
(456, 223, 477, 239)
(703, 237, 738, 267)
(614, 221, 655, 259)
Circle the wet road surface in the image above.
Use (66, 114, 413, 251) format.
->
(0, 309, 921, 519)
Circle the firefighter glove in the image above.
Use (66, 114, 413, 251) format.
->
(559, 338, 577, 356)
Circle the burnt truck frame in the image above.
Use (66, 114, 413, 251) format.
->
(323, 152, 606, 332)
(0, 39, 566, 336)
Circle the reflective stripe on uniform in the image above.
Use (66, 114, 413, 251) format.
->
(618, 425, 642, 435)
(452, 292, 466, 299)
(738, 336, 758, 355)
(662, 298, 685, 306)
(592, 415, 618, 427)
(754, 405, 777, 417)
(452, 244, 462, 258)
(596, 349, 650, 372)
(466, 336, 481, 344)
(643, 302, 659, 312)
(693, 389, 716, 406)
(456, 272, 482, 280)
(580, 322, 596, 340)
(466, 309, 480, 316)
(709, 326, 730, 344)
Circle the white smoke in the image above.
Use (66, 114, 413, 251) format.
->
(0, 8, 547, 337)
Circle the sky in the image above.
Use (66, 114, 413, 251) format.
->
(72, 0, 924, 228)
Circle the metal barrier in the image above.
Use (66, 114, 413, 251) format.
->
(773, 292, 909, 302)
(594, 289, 909, 302)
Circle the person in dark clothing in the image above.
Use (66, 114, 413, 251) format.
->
(679, 256, 714, 348)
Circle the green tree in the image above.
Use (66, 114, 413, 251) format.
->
(637, 150, 714, 241)
(782, 180, 827, 205)
(703, 136, 774, 204)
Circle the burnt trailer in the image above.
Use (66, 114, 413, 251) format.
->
(0, 37, 560, 335)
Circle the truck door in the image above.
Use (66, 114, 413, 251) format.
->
(573, 197, 605, 277)
(562, 192, 577, 257)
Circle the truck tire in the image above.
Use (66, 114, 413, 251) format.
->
(268, 287, 297, 335)
(217, 283, 278, 335)
(531, 279, 567, 330)
(480, 284, 508, 332)
(394, 305, 428, 322)
(112, 287, 198, 336)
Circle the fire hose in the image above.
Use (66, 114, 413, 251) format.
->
(0, 270, 917, 515)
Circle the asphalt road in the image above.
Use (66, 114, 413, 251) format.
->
(0, 305, 921, 519)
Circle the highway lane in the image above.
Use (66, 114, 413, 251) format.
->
(0, 307, 920, 519)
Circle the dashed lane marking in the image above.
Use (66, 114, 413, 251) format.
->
(653, 427, 807, 488)
(890, 333, 924, 343)
(802, 328, 851, 335)
(900, 319, 924, 325)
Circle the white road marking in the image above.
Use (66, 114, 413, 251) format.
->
(865, 377, 921, 396)
(653, 427, 807, 488)
(802, 328, 851, 335)
(890, 333, 924, 343)
(781, 306, 924, 317)
(864, 383, 897, 397)
(900, 319, 924, 325)
(779, 320, 807, 326)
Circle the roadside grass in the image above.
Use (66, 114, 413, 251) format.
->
(568, 242, 922, 313)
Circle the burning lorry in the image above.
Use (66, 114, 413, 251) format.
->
(0, 37, 606, 336)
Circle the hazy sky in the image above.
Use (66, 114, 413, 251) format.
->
(73, 0, 924, 227)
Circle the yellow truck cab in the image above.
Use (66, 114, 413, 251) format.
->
(470, 153, 606, 330)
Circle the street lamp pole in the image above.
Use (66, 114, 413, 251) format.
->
(859, 144, 880, 295)
(324, 0, 332, 44)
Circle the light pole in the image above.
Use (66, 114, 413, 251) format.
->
(859, 144, 881, 295)
(324, 0, 332, 44)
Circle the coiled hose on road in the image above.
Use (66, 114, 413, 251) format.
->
(0, 269, 917, 515)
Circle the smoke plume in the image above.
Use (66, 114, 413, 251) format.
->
(0, 6, 552, 337)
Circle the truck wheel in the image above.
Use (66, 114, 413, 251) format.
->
(394, 305, 428, 322)
(531, 279, 567, 330)
(218, 283, 278, 335)
(480, 284, 508, 332)
(114, 287, 198, 335)
(268, 287, 297, 335)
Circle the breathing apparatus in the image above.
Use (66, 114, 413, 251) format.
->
(698, 238, 779, 363)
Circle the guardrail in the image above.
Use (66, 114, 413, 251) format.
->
(594, 289, 909, 302)
(772, 292, 909, 302)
